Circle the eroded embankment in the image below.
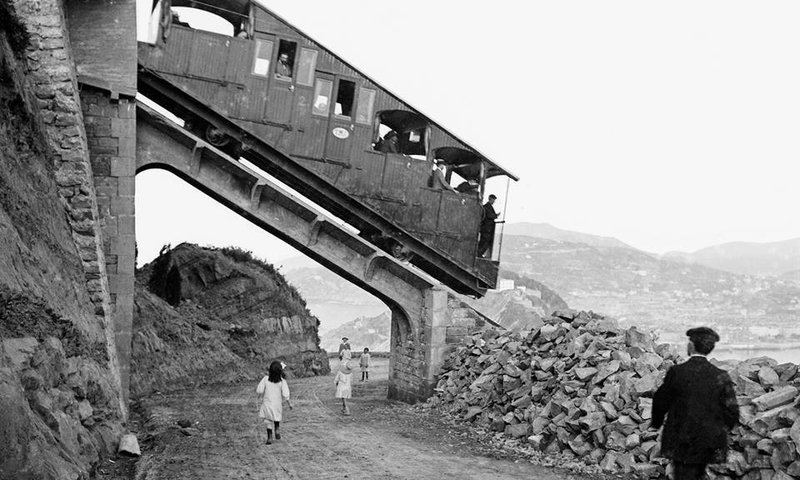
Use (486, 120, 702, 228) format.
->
(131, 244, 330, 398)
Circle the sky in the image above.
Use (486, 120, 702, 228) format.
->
(135, 1, 800, 267)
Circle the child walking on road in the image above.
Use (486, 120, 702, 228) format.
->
(359, 348, 371, 382)
(334, 351, 353, 415)
(256, 360, 293, 445)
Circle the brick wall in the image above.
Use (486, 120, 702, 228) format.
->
(81, 88, 136, 402)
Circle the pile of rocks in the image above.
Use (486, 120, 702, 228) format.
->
(430, 310, 800, 479)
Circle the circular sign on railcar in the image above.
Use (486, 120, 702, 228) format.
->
(332, 127, 350, 139)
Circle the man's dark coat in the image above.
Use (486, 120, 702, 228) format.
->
(652, 356, 739, 464)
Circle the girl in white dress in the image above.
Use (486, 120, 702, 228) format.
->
(256, 360, 292, 444)
(334, 350, 353, 415)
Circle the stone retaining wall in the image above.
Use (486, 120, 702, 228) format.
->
(12, 0, 122, 415)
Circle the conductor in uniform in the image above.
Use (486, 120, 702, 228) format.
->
(651, 327, 739, 480)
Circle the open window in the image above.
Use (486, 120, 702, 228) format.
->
(433, 147, 485, 196)
(372, 110, 429, 158)
(334, 80, 356, 118)
(275, 39, 297, 81)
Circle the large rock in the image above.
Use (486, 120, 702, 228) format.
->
(753, 387, 799, 412)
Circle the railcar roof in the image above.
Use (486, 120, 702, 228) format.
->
(158, 0, 519, 181)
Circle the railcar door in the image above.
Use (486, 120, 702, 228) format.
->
(291, 72, 332, 160)
(265, 38, 298, 126)
(324, 76, 357, 162)
(290, 46, 318, 137)
(239, 34, 274, 124)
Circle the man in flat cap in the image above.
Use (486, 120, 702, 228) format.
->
(338, 337, 351, 360)
(652, 327, 739, 480)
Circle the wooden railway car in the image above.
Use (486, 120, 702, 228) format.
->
(138, 0, 518, 295)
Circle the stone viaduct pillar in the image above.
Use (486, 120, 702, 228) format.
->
(64, 0, 138, 403)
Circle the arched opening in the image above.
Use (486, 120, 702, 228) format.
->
(151, 0, 250, 38)
(169, 7, 235, 36)
(372, 110, 429, 160)
(433, 147, 485, 197)
(134, 167, 401, 381)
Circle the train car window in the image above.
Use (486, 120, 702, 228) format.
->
(312, 79, 333, 116)
(252, 39, 274, 76)
(372, 110, 429, 156)
(275, 40, 297, 81)
(296, 48, 318, 87)
(356, 88, 376, 125)
(334, 80, 356, 118)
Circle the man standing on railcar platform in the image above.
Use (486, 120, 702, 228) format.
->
(477, 194, 499, 257)
(651, 327, 739, 480)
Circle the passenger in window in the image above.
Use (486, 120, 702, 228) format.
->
(276, 53, 293, 79)
(376, 131, 400, 153)
(430, 162, 456, 192)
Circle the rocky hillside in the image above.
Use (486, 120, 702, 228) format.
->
(321, 311, 392, 353)
(284, 264, 378, 306)
(0, 20, 124, 480)
(665, 238, 800, 277)
(132, 244, 330, 397)
(500, 234, 800, 344)
(320, 272, 569, 352)
(463, 271, 569, 332)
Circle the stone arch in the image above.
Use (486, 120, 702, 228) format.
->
(135, 109, 449, 400)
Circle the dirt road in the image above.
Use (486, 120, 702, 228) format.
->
(127, 359, 591, 480)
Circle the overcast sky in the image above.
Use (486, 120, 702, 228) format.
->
(135, 1, 800, 267)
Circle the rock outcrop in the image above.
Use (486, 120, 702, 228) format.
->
(132, 244, 330, 397)
(464, 271, 569, 332)
(431, 311, 800, 479)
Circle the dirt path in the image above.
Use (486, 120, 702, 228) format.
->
(128, 359, 591, 479)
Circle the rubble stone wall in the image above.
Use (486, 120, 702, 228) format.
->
(11, 0, 121, 413)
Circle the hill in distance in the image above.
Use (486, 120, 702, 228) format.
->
(503, 222, 633, 249)
(500, 233, 800, 345)
(664, 237, 800, 277)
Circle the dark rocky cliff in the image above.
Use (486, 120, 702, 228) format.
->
(132, 244, 330, 397)
(0, 15, 124, 480)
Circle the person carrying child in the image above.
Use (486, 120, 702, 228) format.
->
(334, 350, 353, 415)
(359, 347, 371, 382)
(256, 360, 293, 445)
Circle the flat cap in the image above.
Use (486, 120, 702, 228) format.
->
(686, 326, 720, 342)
